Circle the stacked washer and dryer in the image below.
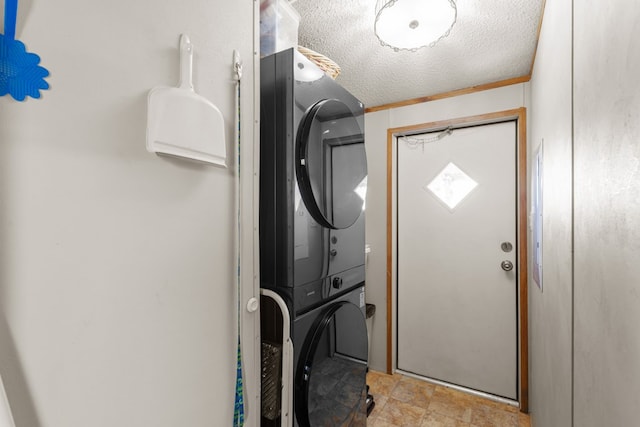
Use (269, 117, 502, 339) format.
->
(259, 48, 369, 427)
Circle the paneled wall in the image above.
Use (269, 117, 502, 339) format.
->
(528, 0, 573, 425)
(0, 1, 259, 426)
(573, 1, 640, 425)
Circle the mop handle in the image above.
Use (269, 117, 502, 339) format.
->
(232, 49, 245, 427)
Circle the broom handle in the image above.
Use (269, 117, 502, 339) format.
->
(178, 34, 194, 91)
(4, 0, 17, 40)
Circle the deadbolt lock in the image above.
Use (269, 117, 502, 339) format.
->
(501, 260, 514, 272)
(501, 242, 513, 252)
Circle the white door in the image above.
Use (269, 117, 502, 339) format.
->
(397, 120, 518, 400)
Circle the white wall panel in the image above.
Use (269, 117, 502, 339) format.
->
(573, 1, 640, 425)
(0, 1, 258, 426)
(528, 0, 574, 425)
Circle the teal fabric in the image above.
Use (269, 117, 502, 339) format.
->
(233, 337, 244, 426)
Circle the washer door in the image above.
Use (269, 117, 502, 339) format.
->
(296, 301, 368, 427)
(296, 99, 367, 230)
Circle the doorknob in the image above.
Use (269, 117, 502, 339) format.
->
(501, 260, 514, 272)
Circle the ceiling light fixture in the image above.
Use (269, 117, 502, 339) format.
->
(374, 0, 457, 52)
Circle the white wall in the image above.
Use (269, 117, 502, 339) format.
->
(364, 84, 527, 372)
(528, 1, 640, 425)
(573, 0, 640, 425)
(528, 0, 574, 425)
(362, 109, 390, 374)
(0, 1, 259, 426)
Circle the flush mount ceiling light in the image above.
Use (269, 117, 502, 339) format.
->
(375, 0, 457, 52)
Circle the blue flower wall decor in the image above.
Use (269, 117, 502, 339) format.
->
(0, 0, 49, 101)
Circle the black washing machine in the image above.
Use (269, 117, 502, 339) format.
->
(292, 285, 368, 427)
(260, 48, 368, 426)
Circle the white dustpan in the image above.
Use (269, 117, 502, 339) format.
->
(146, 34, 226, 167)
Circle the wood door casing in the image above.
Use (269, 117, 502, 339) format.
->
(385, 108, 529, 412)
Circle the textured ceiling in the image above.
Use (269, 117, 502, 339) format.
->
(292, 0, 545, 108)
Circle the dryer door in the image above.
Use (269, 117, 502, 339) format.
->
(296, 300, 368, 427)
(296, 99, 367, 230)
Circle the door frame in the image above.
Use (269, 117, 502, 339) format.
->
(385, 108, 529, 412)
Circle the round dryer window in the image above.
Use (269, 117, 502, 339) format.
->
(296, 99, 367, 230)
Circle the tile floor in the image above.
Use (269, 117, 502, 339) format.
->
(366, 370, 531, 427)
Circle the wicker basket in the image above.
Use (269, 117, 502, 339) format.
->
(298, 46, 341, 79)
